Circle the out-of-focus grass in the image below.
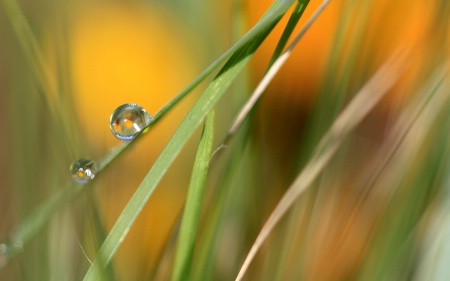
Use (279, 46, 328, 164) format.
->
(1, 0, 450, 280)
(171, 111, 214, 281)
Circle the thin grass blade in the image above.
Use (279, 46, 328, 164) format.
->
(171, 112, 215, 281)
(83, 1, 294, 280)
(3, 2, 293, 266)
(235, 48, 411, 281)
(227, 0, 331, 139)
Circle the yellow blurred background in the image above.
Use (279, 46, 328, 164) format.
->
(1, 0, 449, 280)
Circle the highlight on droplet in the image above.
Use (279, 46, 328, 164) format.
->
(109, 103, 153, 142)
(70, 158, 98, 184)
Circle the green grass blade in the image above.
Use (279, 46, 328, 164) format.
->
(227, 0, 329, 139)
(189, 2, 316, 278)
(171, 112, 215, 281)
(159, 3, 316, 278)
(2, 0, 82, 157)
(356, 65, 450, 281)
(2, 0, 58, 114)
(82, 1, 294, 280)
(267, 0, 310, 67)
(0, 184, 82, 270)
(2, 2, 292, 264)
(192, 118, 253, 281)
(8, 184, 79, 244)
(235, 49, 410, 281)
(415, 107, 450, 281)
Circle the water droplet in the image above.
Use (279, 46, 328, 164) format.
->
(70, 158, 97, 184)
(0, 242, 9, 267)
(110, 103, 153, 142)
(0, 243, 8, 256)
(0, 241, 22, 267)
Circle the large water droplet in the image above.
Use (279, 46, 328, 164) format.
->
(110, 103, 153, 142)
(70, 158, 97, 184)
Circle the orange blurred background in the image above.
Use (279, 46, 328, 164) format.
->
(1, 0, 449, 280)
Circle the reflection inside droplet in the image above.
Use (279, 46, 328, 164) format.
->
(70, 159, 97, 184)
(109, 103, 153, 142)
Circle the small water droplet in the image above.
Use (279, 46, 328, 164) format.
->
(0, 243, 8, 255)
(0, 242, 9, 267)
(70, 158, 97, 184)
(110, 103, 153, 142)
(0, 241, 22, 267)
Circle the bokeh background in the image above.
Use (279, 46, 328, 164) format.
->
(1, 0, 450, 280)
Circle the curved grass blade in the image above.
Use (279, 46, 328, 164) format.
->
(150, 3, 314, 278)
(1, 2, 293, 269)
(171, 112, 215, 281)
(189, 2, 315, 278)
(227, 0, 331, 140)
(235, 48, 411, 281)
(83, 1, 295, 280)
(150, 2, 317, 278)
